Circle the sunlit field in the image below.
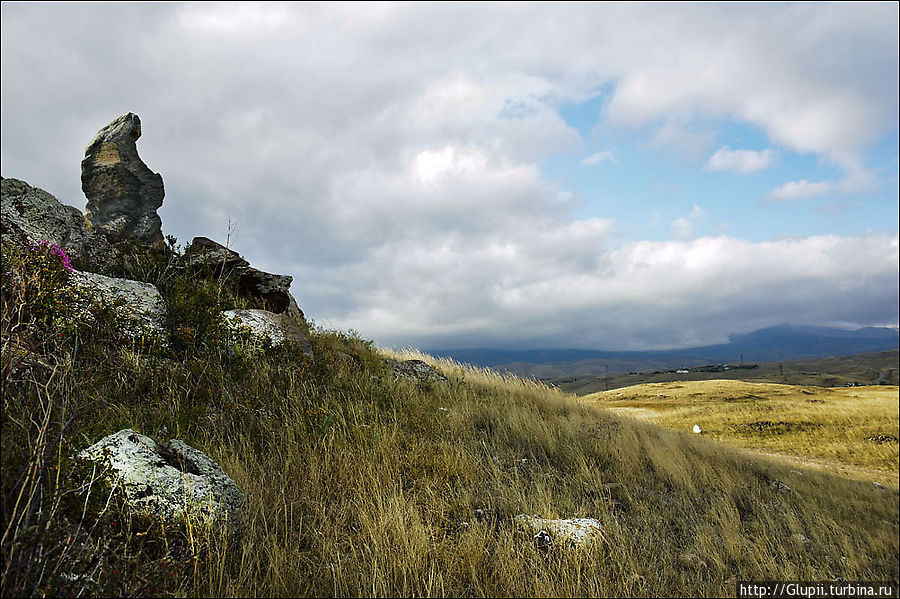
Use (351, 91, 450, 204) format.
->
(587, 380, 899, 484)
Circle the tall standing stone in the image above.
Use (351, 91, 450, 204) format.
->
(82, 113, 165, 244)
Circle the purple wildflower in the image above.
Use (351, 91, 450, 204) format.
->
(29, 240, 74, 271)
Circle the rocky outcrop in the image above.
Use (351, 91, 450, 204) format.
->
(182, 236, 305, 319)
(181, 235, 248, 273)
(222, 309, 313, 355)
(385, 358, 449, 385)
(1, 177, 115, 270)
(514, 515, 604, 548)
(82, 113, 165, 244)
(79, 429, 244, 527)
(69, 271, 168, 339)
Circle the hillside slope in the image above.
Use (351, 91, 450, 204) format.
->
(2, 242, 899, 597)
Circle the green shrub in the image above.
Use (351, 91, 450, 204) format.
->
(0, 240, 99, 353)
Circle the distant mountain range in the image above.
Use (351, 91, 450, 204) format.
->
(432, 325, 900, 378)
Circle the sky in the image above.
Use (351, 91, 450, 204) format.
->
(1, 2, 898, 351)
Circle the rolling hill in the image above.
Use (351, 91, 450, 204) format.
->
(550, 350, 899, 395)
(433, 324, 899, 380)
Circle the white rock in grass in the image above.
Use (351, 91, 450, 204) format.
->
(223, 309, 288, 344)
(692, 424, 703, 434)
(385, 358, 449, 385)
(222, 308, 313, 355)
(514, 514, 604, 548)
(69, 270, 168, 339)
(771, 479, 793, 494)
(79, 429, 244, 528)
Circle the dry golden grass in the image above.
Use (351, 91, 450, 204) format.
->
(586, 380, 899, 484)
(4, 339, 899, 597)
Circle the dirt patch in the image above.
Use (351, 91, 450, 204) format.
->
(866, 434, 899, 445)
(723, 393, 768, 403)
(740, 421, 824, 434)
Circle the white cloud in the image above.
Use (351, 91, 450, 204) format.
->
(767, 179, 835, 201)
(413, 146, 487, 186)
(671, 204, 706, 240)
(765, 168, 878, 202)
(705, 146, 774, 173)
(1, 3, 897, 350)
(671, 217, 694, 240)
(601, 4, 897, 170)
(330, 232, 899, 350)
(580, 150, 617, 165)
(177, 3, 292, 38)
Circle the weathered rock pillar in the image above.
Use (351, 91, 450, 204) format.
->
(82, 112, 165, 243)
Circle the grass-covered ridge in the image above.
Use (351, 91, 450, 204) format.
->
(2, 240, 898, 597)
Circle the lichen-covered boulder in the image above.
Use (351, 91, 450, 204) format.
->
(385, 358, 449, 385)
(69, 270, 167, 339)
(82, 113, 165, 243)
(514, 514, 604, 548)
(222, 308, 313, 356)
(1, 177, 116, 270)
(79, 429, 244, 527)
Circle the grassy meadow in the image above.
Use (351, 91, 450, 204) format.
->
(2, 241, 899, 597)
(586, 380, 900, 484)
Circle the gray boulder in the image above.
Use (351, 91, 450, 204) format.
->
(222, 308, 313, 356)
(181, 235, 249, 273)
(771, 479, 793, 494)
(69, 270, 167, 339)
(79, 429, 244, 527)
(514, 514, 605, 548)
(82, 113, 165, 244)
(182, 236, 305, 320)
(1, 177, 115, 270)
(385, 358, 449, 385)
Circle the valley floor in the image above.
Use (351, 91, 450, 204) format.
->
(586, 380, 900, 487)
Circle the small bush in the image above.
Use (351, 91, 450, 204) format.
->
(0, 240, 100, 353)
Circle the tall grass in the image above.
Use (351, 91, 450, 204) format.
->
(2, 242, 898, 597)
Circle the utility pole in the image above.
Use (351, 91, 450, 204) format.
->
(605, 365, 609, 391)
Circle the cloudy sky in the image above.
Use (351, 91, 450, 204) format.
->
(2, 2, 898, 351)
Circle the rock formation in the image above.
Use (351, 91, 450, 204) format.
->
(1, 177, 116, 270)
(223, 309, 314, 355)
(385, 358, 449, 385)
(182, 236, 305, 320)
(5, 113, 311, 358)
(69, 270, 168, 340)
(513, 514, 605, 548)
(81, 113, 165, 243)
(79, 429, 244, 527)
